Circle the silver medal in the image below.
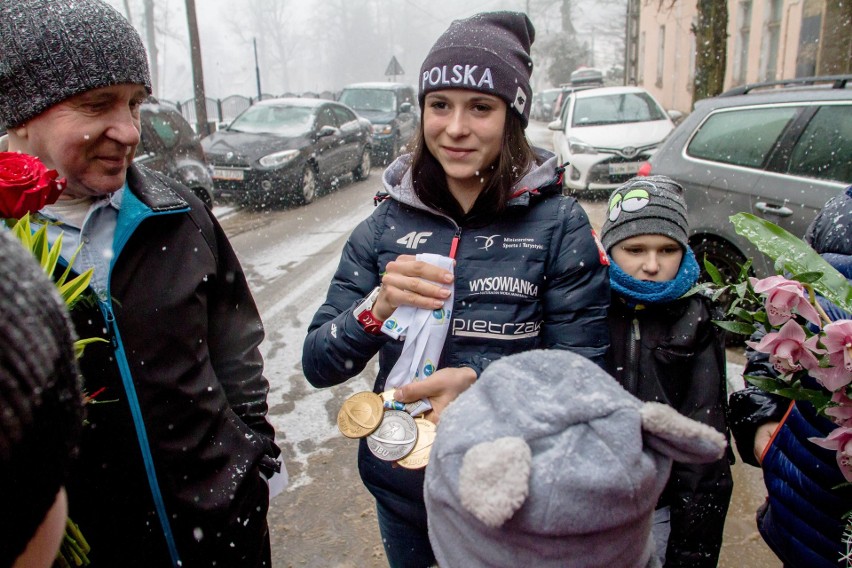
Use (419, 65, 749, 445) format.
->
(367, 410, 418, 462)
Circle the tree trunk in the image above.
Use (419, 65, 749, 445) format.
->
(691, 0, 728, 105)
(184, 0, 208, 136)
(143, 0, 159, 97)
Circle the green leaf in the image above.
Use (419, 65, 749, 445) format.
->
(703, 256, 724, 285)
(73, 337, 108, 359)
(730, 213, 852, 313)
(713, 320, 756, 335)
(59, 269, 94, 306)
(12, 214, 32, 249)
(793, 271, 824, 284)
(44, 232, 64, 277)
(730, 307, 754, 322)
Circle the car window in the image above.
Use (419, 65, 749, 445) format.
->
(571, 92, 667, 126)
(339, 90, 396, 113)
(331, 105, 358, 128)
(786, 104, 852, 184)
(316, 107, 339, 129)
(147, 112, 180, 149)
(687, 106, 799, 168)
(228, 104, 314, 136)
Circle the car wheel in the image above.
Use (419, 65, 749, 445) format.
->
(353, 147, 371, 181)
(190, 186, 213, 209)
(691, 237, 749, 346)
(691, 237, 748, 286)
(299, 165, 318, 205)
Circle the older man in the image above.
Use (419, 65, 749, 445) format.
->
(0, 1, 280, 566)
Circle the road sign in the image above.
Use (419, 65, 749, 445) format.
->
(385, 56, 405, 77)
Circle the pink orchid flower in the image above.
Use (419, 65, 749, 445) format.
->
(826, 390, 852, 428)
(810, 320, 852, 392)
(810, 426, 852, 482)
(747, 319, 822, 374)
(750, 275, 822, 328)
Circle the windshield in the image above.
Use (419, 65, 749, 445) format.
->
(572, 92, 667, 127)
(339, 90, 396, 113)
(228, 104, 314, 135)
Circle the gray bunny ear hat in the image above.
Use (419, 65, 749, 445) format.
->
(424, 349, 726, 568)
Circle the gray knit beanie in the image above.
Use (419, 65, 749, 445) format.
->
(419, 11, 535, 126)
(0, 230, 83, 566)
(0, 0, 152, 128)
(600, 175, 689, 252)
(424, 349, 726, 568)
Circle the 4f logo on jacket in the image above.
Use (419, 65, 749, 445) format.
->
(397, 231, 432, 249)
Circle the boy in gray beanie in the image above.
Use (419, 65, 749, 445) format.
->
(424, 349, 726, 568)
(600, 176, 733, 567)
(0, 1, 280, 566)
(0, 230, 83, 568)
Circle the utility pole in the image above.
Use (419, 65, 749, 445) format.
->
(253, 37, 262, 99)
(185, 0, 209, 136)
(143, 0, 159, 97)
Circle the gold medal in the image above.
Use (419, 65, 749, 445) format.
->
(337, 391, 383, 438)
(397, 417, 437, 469)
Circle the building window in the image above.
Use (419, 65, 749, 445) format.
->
(656, 25, 665, 87)
(760, 0, 784, 81)
(734, 1, 753, 85)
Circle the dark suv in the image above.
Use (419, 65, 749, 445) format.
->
(338, 82, 419, 164)
(642, 75, 852, 281)
(135, 99, 215, 207)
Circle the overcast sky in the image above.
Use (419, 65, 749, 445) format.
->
(106, 0, 625, 103)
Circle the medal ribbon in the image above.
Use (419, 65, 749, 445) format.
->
(381, 253, 454, 416)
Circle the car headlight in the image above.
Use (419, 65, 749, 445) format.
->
(373, 124, 393, 135)
(568, 137, 597, 155)
(259, 149, 299, 168)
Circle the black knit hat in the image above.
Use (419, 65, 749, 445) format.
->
(419, 11, 535, 126)
(0, 0, 152, 128)
(0, 231, 83, 566)
(600, 175, 689, 252)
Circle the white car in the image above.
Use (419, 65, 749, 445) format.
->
(548, 86, 679, 194)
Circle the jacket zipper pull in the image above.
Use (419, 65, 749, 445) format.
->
(449, 227, 462, 259)
(104, 307, 119, 349)
(632, 318, 641, 341)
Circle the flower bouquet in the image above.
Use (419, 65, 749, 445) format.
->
(1, 151, 97, 566)
(697, 212, 852, 478)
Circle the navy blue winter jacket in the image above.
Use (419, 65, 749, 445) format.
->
(303, 152, 610, 391)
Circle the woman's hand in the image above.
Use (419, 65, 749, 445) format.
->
(393, 367, 476, 424)
(372, 254, 453, 322)
(754, 421, 781, 465)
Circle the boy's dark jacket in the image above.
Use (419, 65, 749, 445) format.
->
(606, 293, 733, 568)
(60, 165, 279, 567)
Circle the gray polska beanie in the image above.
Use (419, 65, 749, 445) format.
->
(424, 349, 726, 568)
(419, 11, 535, 126)
(0, 230, 83, 566)
(0, 0, 152, 128)
(600, 175, 689, 253)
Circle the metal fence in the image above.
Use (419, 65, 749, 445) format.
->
(160, 91, 338, 131)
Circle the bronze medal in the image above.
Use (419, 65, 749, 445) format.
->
(367, 410, 418, 461)
(397, 417, 437, 470)
(337, 391, 384, 439)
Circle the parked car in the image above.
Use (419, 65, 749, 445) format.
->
(531, 87, 561, 121)
(338, 82, 418, 164)
(548, 86, 677, 195)
(201, 97, 373, 206)
(135, 98, 215, 207)
(640, 75, 852, 282)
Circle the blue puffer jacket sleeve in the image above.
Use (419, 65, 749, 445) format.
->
(540, 197, 610, 367)
(302, 205, 391, 388)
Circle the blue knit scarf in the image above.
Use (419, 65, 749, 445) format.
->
(609, 247, 700, 305)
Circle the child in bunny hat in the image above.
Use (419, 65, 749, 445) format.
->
(424, 349, 727, 568)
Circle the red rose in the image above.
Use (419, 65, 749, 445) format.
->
(0, 152, 66, 219)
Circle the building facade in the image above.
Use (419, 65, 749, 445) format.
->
(627, 0, 851, 113)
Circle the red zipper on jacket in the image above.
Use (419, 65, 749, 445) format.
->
(449, 226, 462, 259)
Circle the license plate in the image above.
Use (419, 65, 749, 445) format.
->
(609, 162, 640, 175)
(213, 167, 245, 181)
